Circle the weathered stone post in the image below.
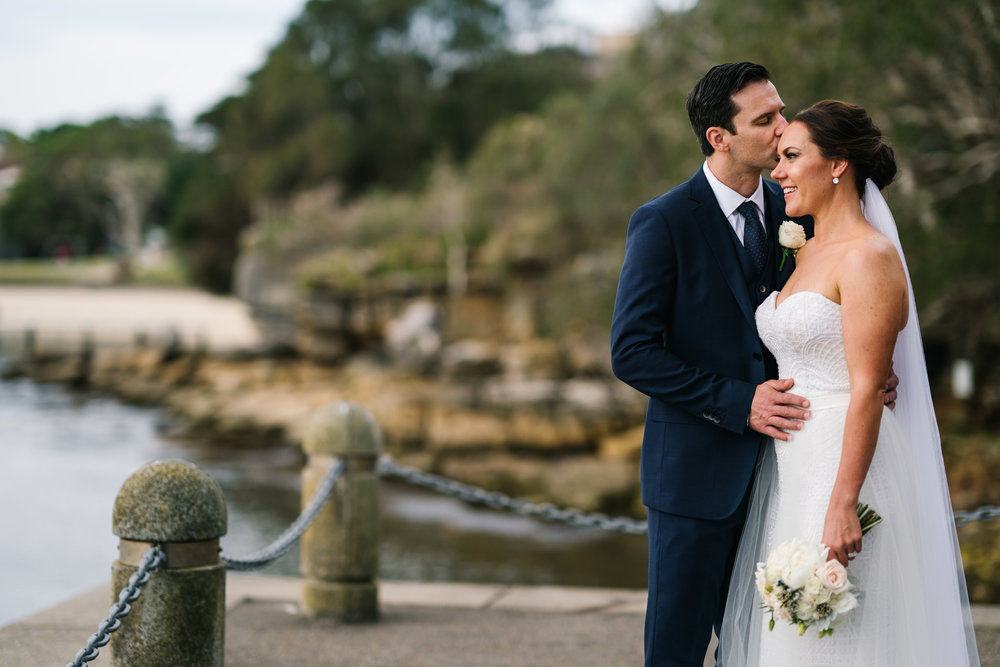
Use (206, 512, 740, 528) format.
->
(111, 460, 227, 666)
(300, 402, 381, 622)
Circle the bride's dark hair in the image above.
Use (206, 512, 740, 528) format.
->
(794, 100, 896, 196)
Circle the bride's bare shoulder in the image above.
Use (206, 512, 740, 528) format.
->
(841, 231, 904, 279)
(837, 231, 909, 326)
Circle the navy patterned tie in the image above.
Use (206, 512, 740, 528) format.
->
(738, 201, 766, 274)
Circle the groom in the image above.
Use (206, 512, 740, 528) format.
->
(610, 63, 813, 666)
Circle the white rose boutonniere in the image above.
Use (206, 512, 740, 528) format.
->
(778, 220, 807, 271)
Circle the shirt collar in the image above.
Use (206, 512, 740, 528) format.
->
(702, 162, 765, 219)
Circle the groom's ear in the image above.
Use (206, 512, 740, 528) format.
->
(706, 126, 730, 153)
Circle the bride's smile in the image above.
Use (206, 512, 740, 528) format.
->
(771, 121, 843, 219)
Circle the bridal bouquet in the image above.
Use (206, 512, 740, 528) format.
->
(756, 503, 882, 638)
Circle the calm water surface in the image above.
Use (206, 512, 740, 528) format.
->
(0, 377, 647, 628)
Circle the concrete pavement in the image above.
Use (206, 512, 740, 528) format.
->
(1, 577, 648, 666)
(2, 576, 999, 666)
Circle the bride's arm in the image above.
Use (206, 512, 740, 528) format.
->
(823, 238, 908, 566)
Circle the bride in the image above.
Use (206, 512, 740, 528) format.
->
(718, 100, 980, 665)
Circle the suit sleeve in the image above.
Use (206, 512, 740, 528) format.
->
(610, 203, 757, 435)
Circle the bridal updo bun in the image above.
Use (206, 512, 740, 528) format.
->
(794, 100, 897, 196)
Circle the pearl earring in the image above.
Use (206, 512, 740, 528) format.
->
(833, 177, 840, 185)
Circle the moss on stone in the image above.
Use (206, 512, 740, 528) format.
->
(112, 460, 227, 541)
(304, 402, 381, 457)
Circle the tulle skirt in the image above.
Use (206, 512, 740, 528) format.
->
(718, 393, 979, 666)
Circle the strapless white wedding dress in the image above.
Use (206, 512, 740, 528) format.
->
(720, 290, 972, 666)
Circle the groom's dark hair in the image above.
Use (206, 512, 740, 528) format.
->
(687, 62, 772, 156)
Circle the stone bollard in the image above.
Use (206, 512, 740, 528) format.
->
(300, 402, 381, 622)
(111, 460, 228, 666)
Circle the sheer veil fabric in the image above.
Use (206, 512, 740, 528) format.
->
(717, 180, 980, 665)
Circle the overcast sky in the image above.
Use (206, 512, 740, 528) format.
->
(0, 0, 691, 137)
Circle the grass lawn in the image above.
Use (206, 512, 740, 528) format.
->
(0, 256, 188, 287)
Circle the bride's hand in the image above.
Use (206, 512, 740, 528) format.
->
(821, 501, 863, 566)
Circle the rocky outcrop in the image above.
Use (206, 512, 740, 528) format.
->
(6, 334, 648, 516)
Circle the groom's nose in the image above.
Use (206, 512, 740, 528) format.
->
(775, 114, 789, 136)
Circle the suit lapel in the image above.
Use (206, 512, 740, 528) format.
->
(689, 170, 757, 328)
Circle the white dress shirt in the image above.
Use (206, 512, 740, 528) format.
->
(702, 162, 766, 244)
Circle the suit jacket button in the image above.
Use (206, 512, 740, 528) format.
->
(753, 352, 762, 361)
(759, 285, 767, 293)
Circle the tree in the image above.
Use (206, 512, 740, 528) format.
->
(103, 159, 165, 279)
(167, 159, 251, 293)
(0, 115, 177, 263)
(198, 0, 569, 199)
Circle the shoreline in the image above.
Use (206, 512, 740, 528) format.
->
(5, 285, 1000, 607)
(0, 285, 648, 517)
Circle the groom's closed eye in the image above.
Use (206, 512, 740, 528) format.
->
(754, 109, 786, 126)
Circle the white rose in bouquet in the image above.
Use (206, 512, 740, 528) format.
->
(832, 591, 860, 615)
(781, 539, 823, 589)
(755, 505, 880, 639)
(818, 559, 852, 594)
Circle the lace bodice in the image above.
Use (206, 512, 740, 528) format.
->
(755, 291, 849, 395)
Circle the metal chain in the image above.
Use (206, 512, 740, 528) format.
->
(377, 456, 649, 534)
(954, 505, 1000, 527)
(379, 456, 1000, 533)
(222, 458, 345, 571)
(59, 456, 1000, 667)
(67, 544, 165, 667)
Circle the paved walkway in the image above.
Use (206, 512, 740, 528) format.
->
(2, 576, 998, 666)
(0, 285, 263, 353)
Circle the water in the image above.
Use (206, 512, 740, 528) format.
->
(0, 378, 647, 629)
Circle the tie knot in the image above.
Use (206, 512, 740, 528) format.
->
(737, 201, 760, 223)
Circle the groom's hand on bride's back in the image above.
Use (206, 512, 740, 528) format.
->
(750, 378, 811, 441)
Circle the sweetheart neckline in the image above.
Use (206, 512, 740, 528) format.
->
(772, 290, 842, 311)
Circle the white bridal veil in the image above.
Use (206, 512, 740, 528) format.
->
(717, 179, 980, 666)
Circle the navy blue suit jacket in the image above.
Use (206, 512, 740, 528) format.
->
(611, 167, 812, 521)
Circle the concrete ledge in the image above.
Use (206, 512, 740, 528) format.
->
(84, 574, 1000, 627)
(490, 585, 646, 614)
(382, 581, 506, 609)
(225, 576, 646, 615)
